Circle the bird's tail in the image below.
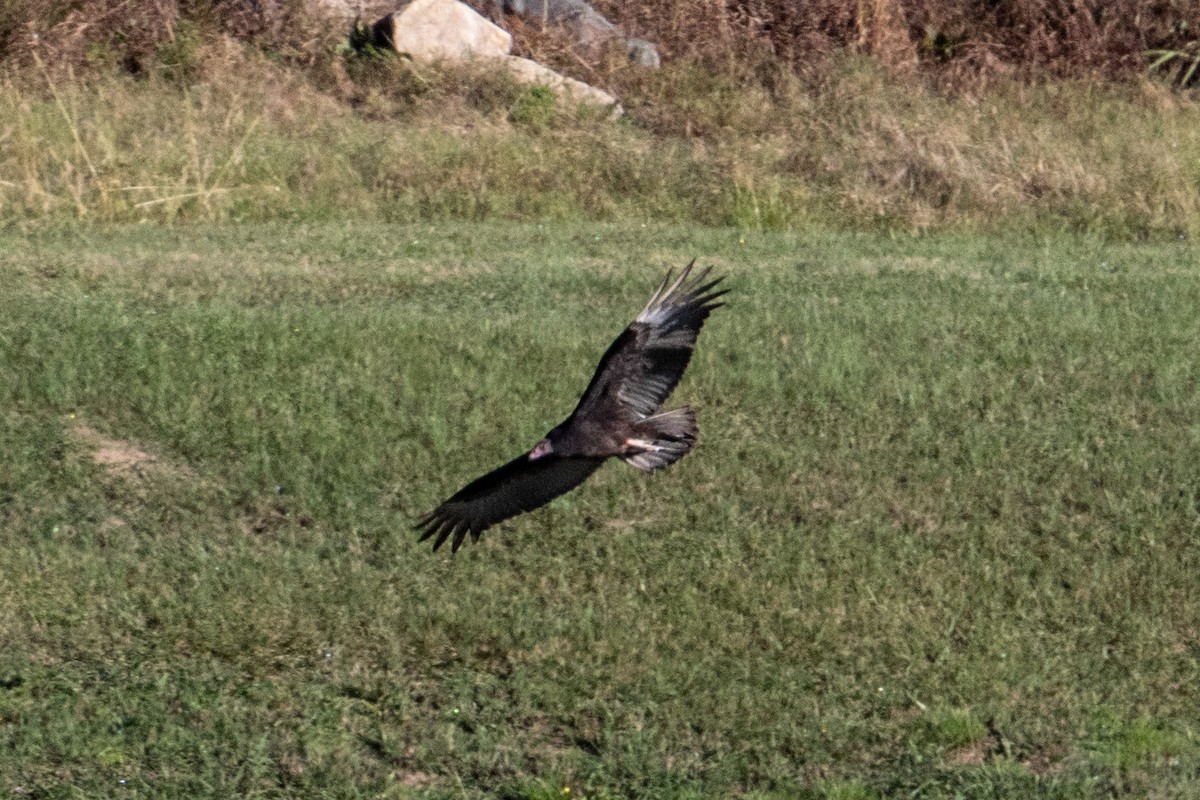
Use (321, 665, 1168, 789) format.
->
(623, 407, 697, 473)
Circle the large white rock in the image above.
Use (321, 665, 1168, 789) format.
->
(377, 0, 512, 61)
(306, 0, 359, 18)
(369, 0, 621, 113)
(502, 55, 621, 114)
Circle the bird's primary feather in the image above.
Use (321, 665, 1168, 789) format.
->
(573, 262, 727, 421)
(416, 261, 726, 552)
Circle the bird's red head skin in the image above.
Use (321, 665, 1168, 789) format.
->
(529, 439, 554, 460)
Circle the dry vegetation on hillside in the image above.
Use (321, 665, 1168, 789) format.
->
(2, 1, 1200, 234)
(6, 0, 1198, 83)
(599, 0, 1200, 80)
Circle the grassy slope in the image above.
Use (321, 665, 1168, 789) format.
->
(2, 222, 1200, 798)
(6, 53, 1200, 237)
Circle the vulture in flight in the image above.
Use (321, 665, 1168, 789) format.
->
(416, 262, 727, 552)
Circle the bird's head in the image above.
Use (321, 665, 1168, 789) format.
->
(529, 439, 554, 460)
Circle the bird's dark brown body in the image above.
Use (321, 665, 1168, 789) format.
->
(416, 263, 726, 552)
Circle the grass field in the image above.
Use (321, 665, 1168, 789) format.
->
(2, 221, 1199, 798)
(8, 57, 1200, 238)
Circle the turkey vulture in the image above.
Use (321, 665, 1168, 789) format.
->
(415, 261, 727, 552)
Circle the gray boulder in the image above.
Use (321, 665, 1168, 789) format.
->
(625, 37, 660, 69)
(493, 0, 659, 67)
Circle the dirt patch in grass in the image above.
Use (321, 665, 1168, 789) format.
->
(68, 420, 195, 482)
(1021, 747, 1068, 776)
(945, 738, 993, 767)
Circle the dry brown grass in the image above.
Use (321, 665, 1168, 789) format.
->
(5, 0, 1198, 85)
(3, 1, 1200, 234)
(0, 0, 337, 78)
(6, 43, 1200, 236)
(589, 0, 1200, 84)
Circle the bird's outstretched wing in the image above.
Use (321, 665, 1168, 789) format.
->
(415, 453, 605, 552)
(574, 261, 727, 420)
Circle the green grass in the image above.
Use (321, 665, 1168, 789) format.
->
(2, 221, 1200, 798)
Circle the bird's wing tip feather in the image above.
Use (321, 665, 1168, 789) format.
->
(413, 509, 463, 553)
